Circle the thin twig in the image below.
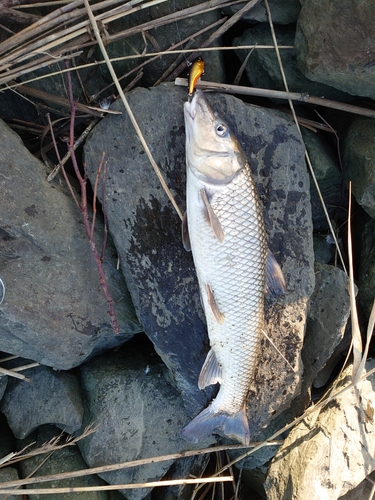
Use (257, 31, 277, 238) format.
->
(63, 61, 120, 334)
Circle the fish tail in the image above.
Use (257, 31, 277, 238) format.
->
(182, 406, 250, 445)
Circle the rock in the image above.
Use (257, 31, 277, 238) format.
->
(339, 472, 375, 499)
(0, 119, 141, 370)
(233, 24, 351, 101)
(17, 425, 115, 500)
(301, 128, 344, 232)
(224, 0, 300, 25)
(357, 214, 375, 317)
(264, 359, 375, 500)
(0, 373, 7, 401)
(302, 263, 351, 390)
(313, 235, 334, 264)
(0, 467, 22, 500)
(78, 343, 189, 500)
(84, 83, 314, 442)
(343, 117, 375, 220)
(295, 0, 375, 100)
(0, 365, 83, 439)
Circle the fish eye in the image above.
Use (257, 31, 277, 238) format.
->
(215, 122, 228, 137)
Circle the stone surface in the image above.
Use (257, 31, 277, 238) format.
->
(0, 118, 141, 370)
(224, 0, 300, 25)
(295, 0, 375, 99)
(0, 374, 7, 402)
(0, 365, 83, 439)
(343, 117, 375, 220)
(234, 25, 351, 101)
(78, 343, 189, 500)
(358, 214, 375, 317)
(339, 471, 375, 499)
(0, 467, 22, 500)
(264, 359, 375, 500)
(301, 128, 344, 232)
(17, 425, 115, 500)
(302, 263, 351, 389)
(84, 83, 314, 441)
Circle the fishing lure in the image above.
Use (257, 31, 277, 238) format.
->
(188, 57, 205, 97)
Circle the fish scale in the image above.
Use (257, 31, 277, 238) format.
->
(182, 90, 284, 445)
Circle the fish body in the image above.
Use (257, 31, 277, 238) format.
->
(188, 57, 205, 97)
(183, 91, 283, 445)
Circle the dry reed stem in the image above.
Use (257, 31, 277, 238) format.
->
(175, 78, 375, 119)
(0, 441, 282, 489)
(0, 476, 233, 495)
(0, 425, 98, 468)
(4, 46, 293, 91)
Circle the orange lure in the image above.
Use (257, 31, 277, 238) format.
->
(188, 57, 205, 97)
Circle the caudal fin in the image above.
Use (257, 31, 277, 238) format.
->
(182, 406, 250, 445)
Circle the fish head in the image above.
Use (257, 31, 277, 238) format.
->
(184, 91, 246, 183)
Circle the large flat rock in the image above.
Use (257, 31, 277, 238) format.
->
(0, 119, 141, 370)
(84, 83, 314, 439)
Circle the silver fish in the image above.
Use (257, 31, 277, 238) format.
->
(182, 91, 285, 445)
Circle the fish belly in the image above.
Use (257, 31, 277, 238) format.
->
(184, 166, 267, 444)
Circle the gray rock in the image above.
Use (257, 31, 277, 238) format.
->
(234, 25, 351, 101)
(0, 374, 7, 402)
(78, 345, 189, 500)
(358, 215, 375, 317)
(343, 117, 375, 220)
(224, 0, 300, 25)
(0, 119, 141, 370)
(303, 263, 351, 389)
(0, 365, 83, 439)
(295, 0, 375, 100)
(17, 425, 114, 500)
(84, 83, 314, 442)
(313, 235, 334, 264)
(301, 128, 344, 232)
(0, 467, 22, 500)
(265, 359, 375, 500)
(339, 472, 375, 499)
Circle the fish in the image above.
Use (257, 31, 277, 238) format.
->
(188, 57, 205, 97)
(182, 90, 285, 445)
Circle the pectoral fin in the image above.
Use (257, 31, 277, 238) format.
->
(265, 251, 286, 298)
(182, 212, 191, 251)
(205, 283, 225, 323)
(200, 188, 224, 242)
(198, 348, 222, 389)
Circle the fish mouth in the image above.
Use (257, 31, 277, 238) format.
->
(184, 90, 208, 121)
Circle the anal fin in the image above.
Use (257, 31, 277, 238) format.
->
(205, 283, 225, 324)
(198, 348, 222, 389)
(200, 188, 224, 243)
